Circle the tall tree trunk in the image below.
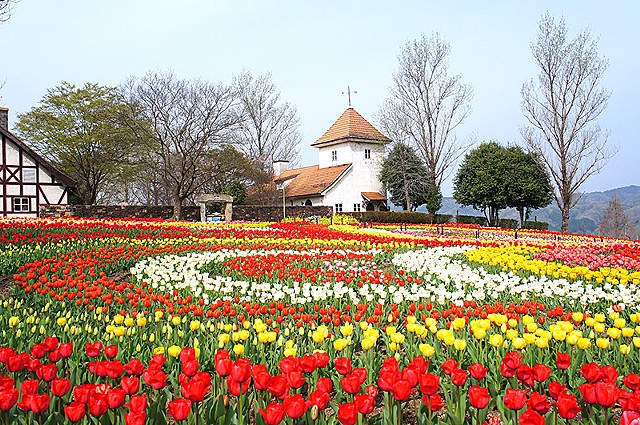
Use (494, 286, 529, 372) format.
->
(518, 207, 525, 228)
(403, 175, 410, 211)
(172, 192, 182, 220)
(561, 204, 570, 233)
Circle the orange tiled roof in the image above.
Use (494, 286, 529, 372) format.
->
(275, 164, 352, 198)
(312, 108, 391, 147)
(362, 192, 387, 201)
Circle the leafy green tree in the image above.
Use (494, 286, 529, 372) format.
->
(453, 142, 508, 226)
(454, 142, 553, 227)
(504, 146, 553, 226)
(15, 82, 140, 204)
(379, 143, 435, 212)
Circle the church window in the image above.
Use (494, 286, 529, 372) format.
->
(364, 149, 371, 159)
(331, 150, 337, 161)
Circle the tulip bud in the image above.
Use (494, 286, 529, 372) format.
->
(310, 405, 319, 420)
(223, 394, 229, 407)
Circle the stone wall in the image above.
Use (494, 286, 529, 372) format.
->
(40, 204, 332, 222)
(232, 205, 333, 222)
(40, 205, 199, 220)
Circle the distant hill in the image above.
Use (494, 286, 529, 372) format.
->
(431, 185, 640, 235)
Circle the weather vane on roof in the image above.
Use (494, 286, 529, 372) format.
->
(342, 85, 357, 107)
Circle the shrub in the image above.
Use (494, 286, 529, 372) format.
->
(522, 220, 549, 230)
(498, 218, 519, 229)
(345, 211, 452, 224)
(455, 215, 487, 226)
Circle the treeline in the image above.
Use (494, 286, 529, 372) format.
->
(14, 71, 300, 218)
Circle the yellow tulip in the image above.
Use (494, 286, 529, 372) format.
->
(596, 338, 610, 349)
(453, 339, 467, 351)
(577, 338, 592, 350)
(233, 344, 245, 356)
(190, 320, 201, 331)
(420, 344, 435, 357)
(168, 345, 182, 357)
(620, 344, 631, 355)
(489, 334, 504, 347)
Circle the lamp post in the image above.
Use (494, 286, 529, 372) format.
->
(277, 183, 286, 220)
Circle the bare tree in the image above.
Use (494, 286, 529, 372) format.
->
(121, 72, 239, 219)
(0, 0, 17, 22)
(377, 33, 473, 190)
(521, 13, 615, 233)
(232, 70, 301, 169)
(599, 194, 635, 239)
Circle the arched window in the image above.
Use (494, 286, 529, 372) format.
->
(304, 199, 312, 206)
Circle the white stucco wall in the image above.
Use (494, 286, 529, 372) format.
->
(5, 142, 19, 165)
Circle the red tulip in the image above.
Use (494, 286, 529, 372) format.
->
(267, 375, 289, 399)
(43, 337, 59, 352)
(354, 394, 375, 415)
(126, 394, 148, 413)
(104, 345, 118, 359)
(48, 349, 63, 363)
(36, 363, 58, 382)
(142, 368, 168, 390)
(6, 353, 29, 372)
(502, 351, 522, 371)
(419, 373, 440, 395)
(215, 356, 232, 377)
(335, 357, 352, 375)
(595, 381, 620, 408)
(286, 371, 306, 389)
(440, 358, 458, 375)
(73, 384, 96, 404)
(124, 359, 145, 376)
(299, 355, 317, 373)
(519, 408, 545, 425)
(451, 369, 468, 387)
(182, 359, 199, 378)
(316, 377, 333, 394)
(391, 379, 414, 401)
(0, 377, 14, 391)
(17, 394, 34, 412)
(308, 389, 330, 410)
(468, 385, 490, 409)
(500, 363, 515, 378)
(579, 383, 597, 404)
(168, 398, 192, 421)
(313, 351, 330, 368)
(601, 365, 619, 384)
(31, 394, 51, 415)
(422, 394, 444, 411)
(64, 401, 86, 422)
(279, 357, 300, 374)
(58, 343, 73, 358)
(556, 353, 570, 370)
(402, 366, 420, 387)
(108, 388, 127, 409)
(21, 379, 40, 395)
(504, 388, 527, 411)
(148, 353, 166, 370)
(623, 374, 640, 391)
(528, 391, 551, 415)
(337, 401, 358, 425)
(580, 362, 604, 383)
(259, 402, 286, 425)
(532, 364, 551, 383)
(377, 369, 397, 392)
(88, 393, 109, 417)
(548, 381, 568, 401)
(0, 388, 18, 411)
(230, 358, 252, 383)
(85, 341, 103, 358)
(226, 376, 249, 396)
(252, 365, 271, 391)
(124, 411, 146, 425)
(556, 393, 581, 419)
(51, 378, 72, 397)
(621, 411, 640, 425)
(468, 363, 488, 380)
(121, 376, 140, 395)
(408, 356, 429, 374)
(181, 379, 211, 402)
(283, 394, 307, 419)
(340, 373, 362, 395)
(179, 348, 196, 363)
(30, 344, 47, 359)
(516, 365, 535, 387)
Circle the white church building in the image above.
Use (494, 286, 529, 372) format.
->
(274, 107, 389, 213)
(0, 107, 74, 217)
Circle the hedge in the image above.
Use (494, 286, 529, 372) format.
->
(498, 218, 519, 229)
(455, 215, 487, 226)
(345, 211, 453, 224)
(522, 220, 550, 230)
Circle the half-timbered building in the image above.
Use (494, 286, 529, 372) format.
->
(0, 107, 74, 217)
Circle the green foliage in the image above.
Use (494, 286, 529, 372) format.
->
(453, 142, 553, 227)
(347, 211, 452, 224)
(423, 185, 443, 216)
(221, 180, 247, 205)
(455, 215, 487, 225)
(379, 143, 436, 211)
(498, 218, 519, 229)
(15, 82, 141, 204)
(522, 221, 549, 230)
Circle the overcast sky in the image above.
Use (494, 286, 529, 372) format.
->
(1, 1, 638, 196)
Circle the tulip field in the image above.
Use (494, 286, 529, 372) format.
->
(0, 218, 639, 425)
